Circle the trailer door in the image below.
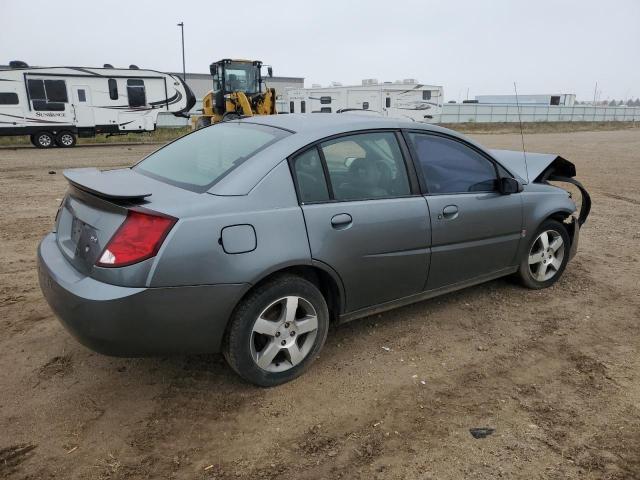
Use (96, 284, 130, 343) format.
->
(72, 85, 94, 128)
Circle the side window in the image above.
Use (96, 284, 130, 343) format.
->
(300, 100, 306, 113)
(77, 89, 87, 102)
(320, 107, 331, 113)
(385, 97, 391, 108)
(362, 101, 369, 110)
(320, 96, 331, 104)
(407, 133, 498, 194)
(422, 90, 431, 100)
(127, 79, 146, 107)
(292, 148, 330, 203)
(289, 101, 294, 113)
(0, 92, 19, 105)
(27, 79, 46, 100)
(320, 132, 410, 201)
(27, 79, 67, 110)
(108, 79, 118, 100)
(33, 101, 65, 111)
(44, 80, 68, 102)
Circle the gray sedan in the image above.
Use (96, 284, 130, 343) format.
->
(38, 114, 590, 386)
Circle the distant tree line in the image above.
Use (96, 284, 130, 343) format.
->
(575, 99, 640, 106)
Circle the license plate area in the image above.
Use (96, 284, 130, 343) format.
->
(72, 218, 100, 264)
(71, 216, 84, 244)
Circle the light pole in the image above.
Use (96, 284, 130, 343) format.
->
(177, 22, 186, 82)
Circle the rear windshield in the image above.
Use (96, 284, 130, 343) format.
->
(134, 122, 290, 192)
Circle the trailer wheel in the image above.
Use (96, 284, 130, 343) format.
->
(55, 131, 77, 148)
(222, 112, 241, 122)
(31, 131, 55, 148)
(195, 117, 211, 129)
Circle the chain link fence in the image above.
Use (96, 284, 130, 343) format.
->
(434, 104, 640, 123)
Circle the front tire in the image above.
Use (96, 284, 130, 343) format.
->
(31, 131, 54, 148)
(55, 131, 77, 148)
(517, 219, 570, 289)
(223, 275, 329, 387)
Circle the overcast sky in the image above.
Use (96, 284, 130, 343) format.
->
(2, 0, 639, 101)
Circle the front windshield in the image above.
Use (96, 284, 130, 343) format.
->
(224, 63, 260, 94)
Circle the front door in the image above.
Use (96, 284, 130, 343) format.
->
(291, 131, 430, 312)
(405, 131, 523, 290)
(72, 85, 94, 127)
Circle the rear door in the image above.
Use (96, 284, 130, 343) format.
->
(292, 130, 430, 312)
(405, 131, 523, 290)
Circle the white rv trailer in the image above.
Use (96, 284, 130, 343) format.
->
(0, 62, 195, 147)
(283, 80, 444, 123)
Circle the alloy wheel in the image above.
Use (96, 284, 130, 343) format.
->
(528, 230, 565, 282)
(250, 296, 319, 373)
(38, 134, 52, 147)
(59, 133, 74, 146)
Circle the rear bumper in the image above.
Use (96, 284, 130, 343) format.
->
(38, 233, 249, 356)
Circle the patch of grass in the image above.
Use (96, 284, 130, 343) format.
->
(0, 127, 191, 147)
(1, 121, 637, 148)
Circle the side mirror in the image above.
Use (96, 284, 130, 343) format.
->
(209, 63, 218, 76)
(267, 66, 273, 77)
(499, 177, 523, 195)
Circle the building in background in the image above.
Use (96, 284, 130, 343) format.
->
(474, 93, 576, 106)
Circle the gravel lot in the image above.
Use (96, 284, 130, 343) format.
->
(1, 129, 639, 479)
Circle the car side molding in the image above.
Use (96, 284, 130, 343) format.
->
(339, 266, 518, 323)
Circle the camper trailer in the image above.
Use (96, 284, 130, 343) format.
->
(0, 62, 195, 147)
(284, 80, 444, 122)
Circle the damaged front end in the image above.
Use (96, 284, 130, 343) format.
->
(490, 149, 591, 259)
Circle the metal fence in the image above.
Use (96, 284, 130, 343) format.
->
(434, 104, 640, 123)
(157, 104, 640, 127)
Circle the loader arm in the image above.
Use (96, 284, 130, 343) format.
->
(232, 92, 254, 117)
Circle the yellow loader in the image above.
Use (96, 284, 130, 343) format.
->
(192, 59, 277, 128)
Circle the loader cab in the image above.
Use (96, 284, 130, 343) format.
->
(210, 59, 272, 96)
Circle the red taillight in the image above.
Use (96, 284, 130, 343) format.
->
(97, 210, 176, 268)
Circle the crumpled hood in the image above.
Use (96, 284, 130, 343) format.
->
(490, 149, 576, 184)
(490, 149, 590, 226)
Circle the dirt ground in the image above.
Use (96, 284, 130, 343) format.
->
(1, 129, 639, 480)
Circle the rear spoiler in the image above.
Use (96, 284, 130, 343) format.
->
(63, 168, 151, 200)
(490, 150, 591, 226)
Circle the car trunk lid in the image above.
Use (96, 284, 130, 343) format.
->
(56, 167, 183, 275)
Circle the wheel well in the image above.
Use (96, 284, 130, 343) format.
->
(249, 266, 342, 323)
(543, 210, 575, 245)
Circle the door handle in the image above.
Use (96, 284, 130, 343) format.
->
(330, 213, 352, 229)
(440, 205, 459, 220)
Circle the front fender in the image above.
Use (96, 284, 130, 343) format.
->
(518, 185, 578, 261)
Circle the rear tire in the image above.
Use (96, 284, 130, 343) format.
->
(55, 131, 77, 148)
(31, 131, 54, 148)
(517, 219, 570, 289)
(223, 275, 329, 387)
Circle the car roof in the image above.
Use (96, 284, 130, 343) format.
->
(241, 113, 436, 135)
(210, 114, 492, 196)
